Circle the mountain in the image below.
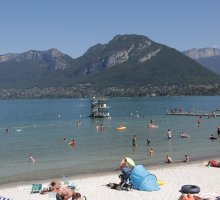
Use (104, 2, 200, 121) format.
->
(0, 48, 75, 88)
(183, 48, 220, 74)
(0, 35, 220, 92)
(70, 34, 219, 87)
(0, 48, 73, 70)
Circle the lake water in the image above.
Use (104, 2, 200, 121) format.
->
(0, 96, 220, 185)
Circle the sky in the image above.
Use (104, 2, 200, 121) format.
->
(0, 0, 220, 58)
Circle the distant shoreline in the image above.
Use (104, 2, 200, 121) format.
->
(1, 84, 220, 99)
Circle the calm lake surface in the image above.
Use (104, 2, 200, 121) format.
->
(0, 96, 220, 185)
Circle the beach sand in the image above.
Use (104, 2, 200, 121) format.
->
(0, 161, 220, 200)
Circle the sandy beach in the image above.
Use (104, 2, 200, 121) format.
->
(0, 160, 220, 200)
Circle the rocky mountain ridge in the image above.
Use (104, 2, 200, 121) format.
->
(183, 48, 220, 59)
(0, 48, 73, 70)
(183, 48, 220, 74)
(75, 34, 162, 76)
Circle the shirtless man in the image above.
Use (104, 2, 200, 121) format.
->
(50, 181, 82, 200)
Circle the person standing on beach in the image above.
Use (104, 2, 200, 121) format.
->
(167, 129, 172, 139)
(132, 135, 137, 147)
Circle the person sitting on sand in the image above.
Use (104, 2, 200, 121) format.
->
(119, 158, 129, 169)
(183, 154, 189, 163)
(206, 159, 220, 167)
(50, 181, 83, 200)
(166, 155, 172, 163)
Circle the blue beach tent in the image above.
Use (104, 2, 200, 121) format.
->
(130, 165, 160, 191)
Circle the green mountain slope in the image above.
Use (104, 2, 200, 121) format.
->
(70, 35, 219, 87)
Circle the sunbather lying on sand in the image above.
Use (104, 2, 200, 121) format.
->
(178, 193, 203, 200)
(50, 181, 83, 200)
(206, 160, 220, 167)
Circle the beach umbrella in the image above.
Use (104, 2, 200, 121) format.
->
(125, 157, 135, 167)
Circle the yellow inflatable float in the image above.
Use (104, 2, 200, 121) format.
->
(116, 126, 126, 130)
(116, 124, 126, 130)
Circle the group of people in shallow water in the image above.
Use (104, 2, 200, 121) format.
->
(132, 133, 190, 163)
(29, 138, 77, 164)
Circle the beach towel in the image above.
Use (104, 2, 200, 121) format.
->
(31, 184, 42, 193)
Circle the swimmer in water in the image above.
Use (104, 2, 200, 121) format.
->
(69, 139, 76, 145)
(149, 147, 154, 157)
(29, 156, 35, 163)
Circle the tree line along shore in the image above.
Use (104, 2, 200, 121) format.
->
(0, 84, 220, 99)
